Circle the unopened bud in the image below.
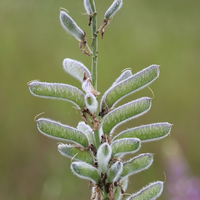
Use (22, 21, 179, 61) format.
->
(63, 58, 92, 83)
(85, 92, 98, 114)
(60, 10, 85, 42)
(97, 143, 112, 173)
(82, 78, 100, 96)
(107, 161, 123, 182)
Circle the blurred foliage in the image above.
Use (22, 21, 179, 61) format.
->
(0, 0, 200, 199)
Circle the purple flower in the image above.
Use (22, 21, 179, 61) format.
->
(163, 139, 200, 200)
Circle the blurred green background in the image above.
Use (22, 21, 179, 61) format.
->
(1, 0, 200, 199)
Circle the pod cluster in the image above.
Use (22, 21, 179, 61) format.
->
(29, 58, 171, 199)
(28, 1, 171, 199)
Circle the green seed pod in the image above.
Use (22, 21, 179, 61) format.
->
(58, 143, 94, 164)
(84, 0, 94, 16)
(60, 10, 85, 42)
(71, 161, 101, 184)
(104, 0, 123, 20)
(126, 181, 164, 200)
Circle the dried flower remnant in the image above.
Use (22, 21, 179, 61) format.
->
(60, 9, 92, 55)
(99, 0, 123, 38)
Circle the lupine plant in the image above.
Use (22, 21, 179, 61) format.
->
(29, 0, 172, 199)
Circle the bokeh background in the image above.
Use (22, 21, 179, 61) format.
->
(1, 0, 200, 199)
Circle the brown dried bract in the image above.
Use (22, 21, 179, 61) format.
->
(108, 183, 115, 200)
(99, 107, 109, 118)
(97, 19, 109, 39)
(93, 115, 100, 131)
(81, 109, 88, 124)
(88, 15, 93, 26)
(83, 74, 100, 96)
(101, 135, 112, 145)
(79, 30, 93, 56)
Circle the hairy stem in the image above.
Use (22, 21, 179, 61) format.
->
(89, 0, 100, 150)
(94, 129, 100, 149)
(89, 0, 98, 90)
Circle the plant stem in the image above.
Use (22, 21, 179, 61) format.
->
(94, 129, 100, 149)
(89, 0, 100, 149)
(89, 0, 98, 90)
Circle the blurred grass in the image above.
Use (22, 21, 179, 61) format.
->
(0, 0, 200, 199)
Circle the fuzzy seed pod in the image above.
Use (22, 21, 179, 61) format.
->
(84, 0, 94, 16)
(60, 10, 85, 42)
(104, 0, 123, 20)
(100, 0, 123, 38)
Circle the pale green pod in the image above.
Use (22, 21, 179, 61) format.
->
(71, 161, 101, 184)
(77, 122, 95, 145)
(97, 143, 112, 173)
(60, 10, 85, 42)
(120, 153, 154, 180)
(111, 138, 141, 157)
(126, 181, 164, 200)
(37, 118, 89, 147)
(58, 143, 94, 164)
(84, 0, 95, 15)
(101, 97, 152, 135)
(112, 70, 132, 86)
(63, 58, 92, 83)
(107, 161, 123, 183)
(100, 70, 132, 113)
(100, 65, 160, 110)
(104, 0, 123, 20)
(29, 81, 85, 109)
(113, 122, 172, 142)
